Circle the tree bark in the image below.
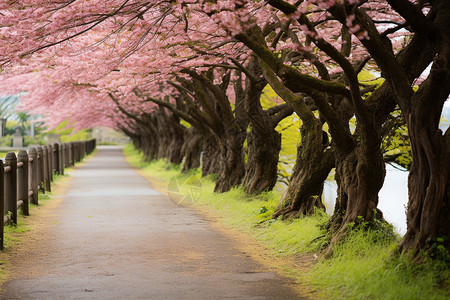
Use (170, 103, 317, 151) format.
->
(181, 127, 202, 172)
(137, 116, 159, 161)
(243, 128, 281, 194)
(400, 110, 450, 257)
(241, 57, 285, 194)
(155, 113, 171, 160)
(179, 69, 248, 192)
(167, 118, 186, 165)
(201, 133, 221, 177)
(327, 139, 386, 247)
(398, 51, 450, 257)
(214, 125, 246, 193)
(168, 127, 184, 165)
(273, 121, 334, 218)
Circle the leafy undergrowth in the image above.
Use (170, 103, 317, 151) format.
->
(124, 144, 450, 300)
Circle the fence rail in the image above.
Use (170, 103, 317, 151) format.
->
(0, 139, 96, 250)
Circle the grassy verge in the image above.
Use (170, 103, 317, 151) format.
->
(124, 144, 449, 300)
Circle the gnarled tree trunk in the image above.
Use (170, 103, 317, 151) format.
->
(400, 117, 450, 257)
(273, 120, 334, 218)
(327, 140, 386, 249)
(214, 126, 246, 193)
(243, 128, 281, 194)
(137, 117, 159, 162)
(241, 56, 285, 194)
(399, 56, 450, 257)
(156, 115, 171, 160)
(167, 121, 186, 165)
(181, 127, 202, 172)
(201, 133, 221, 177)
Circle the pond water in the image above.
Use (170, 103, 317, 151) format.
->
(323, 164, 409, 235)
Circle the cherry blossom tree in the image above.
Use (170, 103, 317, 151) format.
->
(0, 0, 448, 259)
(327, 0, 450, 257)
(235, 0, 449, 257)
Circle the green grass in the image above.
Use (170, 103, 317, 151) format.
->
(0, 151, 94, 289)
(3, 185, 60, 248)
(124, 144, 449, 300)
(3, 221, 30, 245)
(310, 227, 449, 300)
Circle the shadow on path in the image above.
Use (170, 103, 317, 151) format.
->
(1, 146, 303, 300)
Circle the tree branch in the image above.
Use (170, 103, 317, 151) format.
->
(271, 104, 294, 127)
(235, 28, 350, 97)
(386, 0, 434, 34)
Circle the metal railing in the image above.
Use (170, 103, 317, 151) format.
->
(0, 139, 96, 250)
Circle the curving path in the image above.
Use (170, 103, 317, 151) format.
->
(0, 146, 303, 300)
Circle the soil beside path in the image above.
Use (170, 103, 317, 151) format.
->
(0, 146, 304, 300)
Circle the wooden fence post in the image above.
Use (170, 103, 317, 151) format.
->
(78, 141, 82, 161)
(69, 142, 74, 166)
(91, 139, 96, 154)
(74, 142, 79, 163)
(53, 143, 60, 175)
(62, 143, 65, 169)
(47, 144, 53, 182)
(59, 143, 64, 175)
(5, 152, 18, 225)
(42, 146, 48, 192)
(0, 159, 4, 250)
(82, 141, 86, 159)
(36, 147, 44, 193)
(17, 150, 29, 216)
(64, 143, 69, 168)
(29, 147, 39, 205)
(43, 146, 51, 192)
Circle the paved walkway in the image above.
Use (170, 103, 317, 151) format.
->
(1, 146, 302, 300)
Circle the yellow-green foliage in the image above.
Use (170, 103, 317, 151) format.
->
(383, 126, 412, 169)
(381, 111, 412, 169)
(60, 130, 92, 143)
(24, 135, 46, 146)
(0, 136, 12, 147)
(179, 119, 191, 129)
(260, 87, 301, 183)
(358, 70, 385, 93)
(5, 120, 19, 130)
(48, 120, 93, 142)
